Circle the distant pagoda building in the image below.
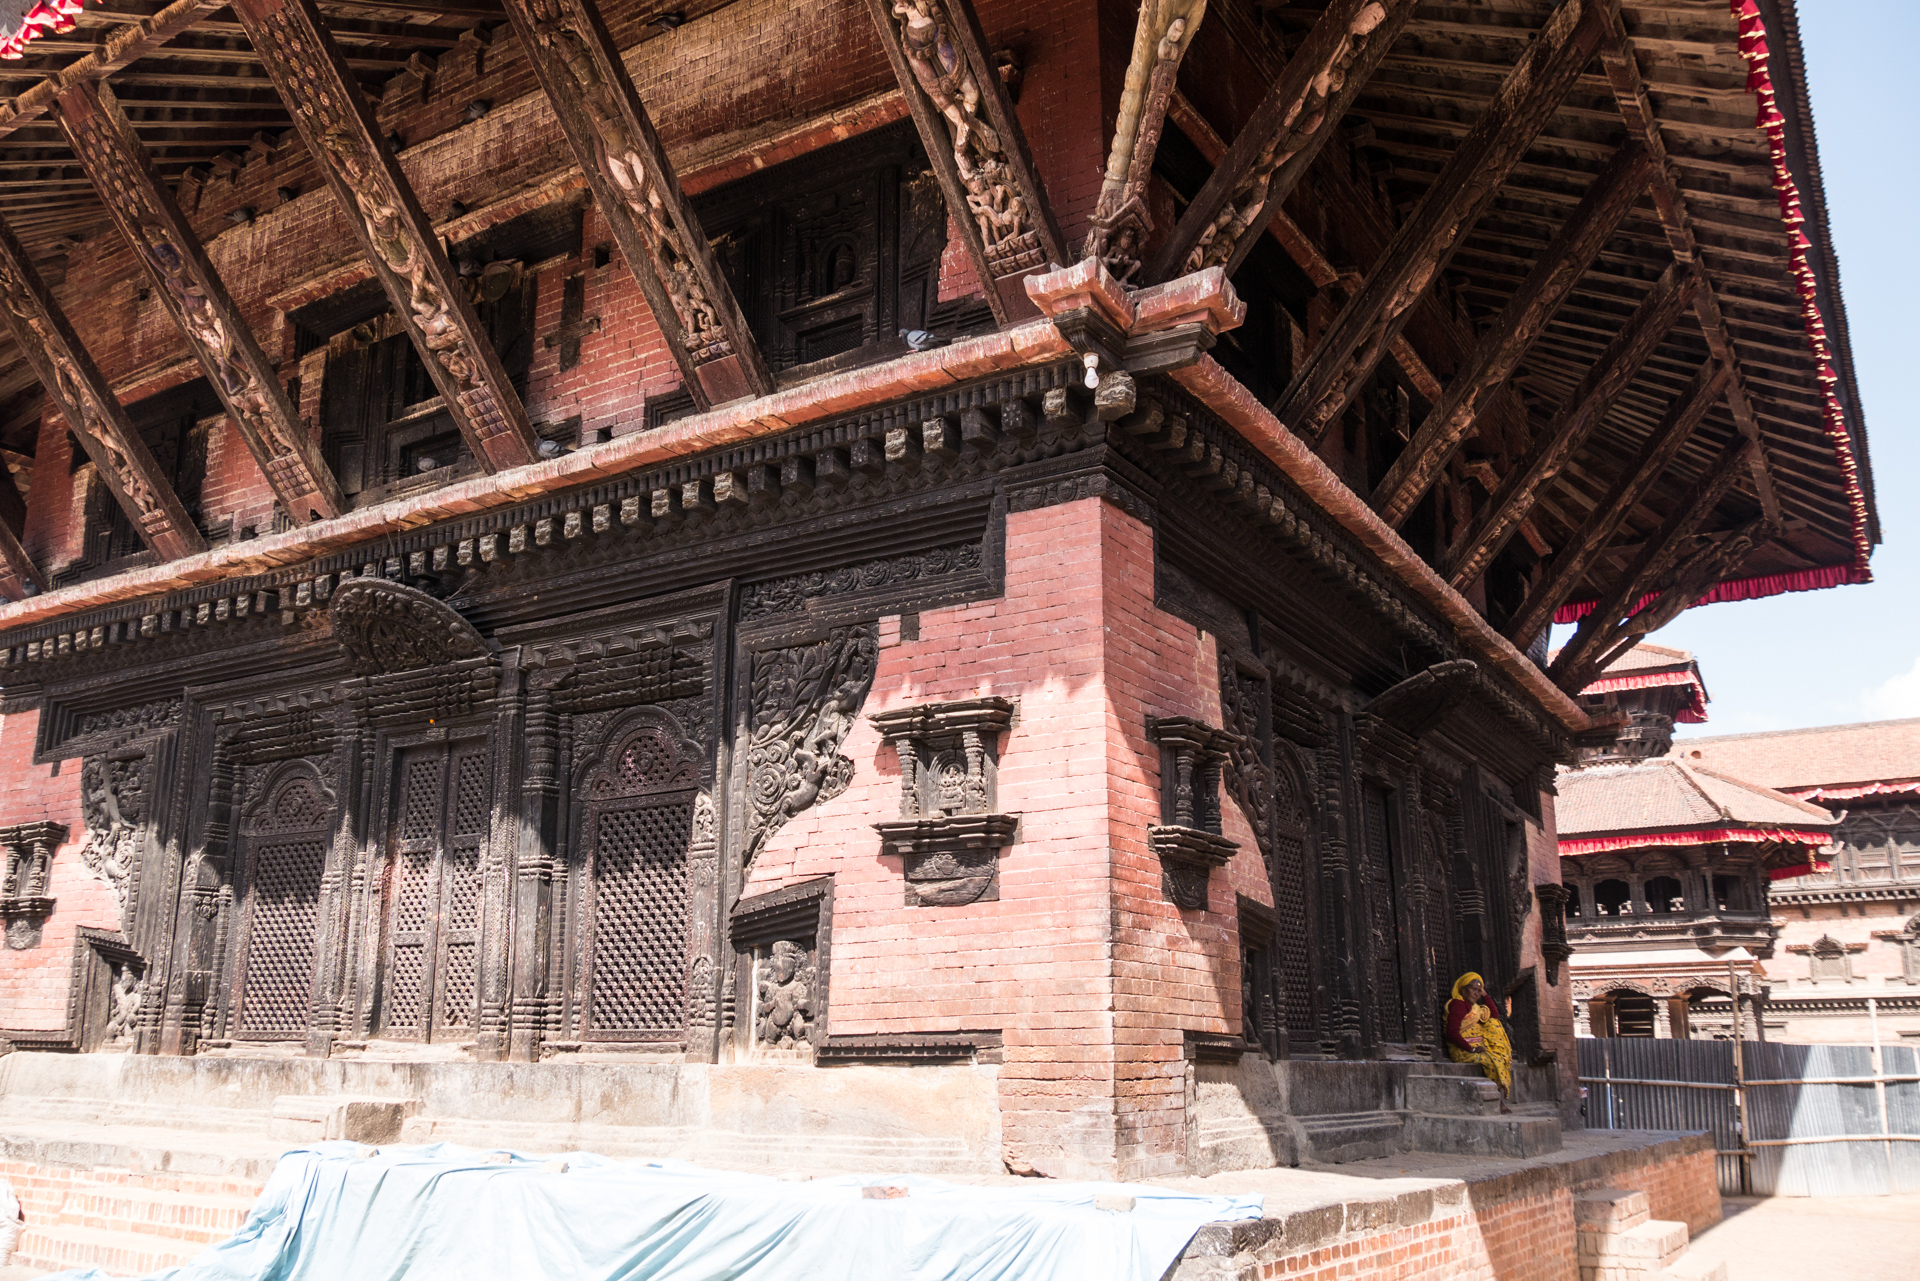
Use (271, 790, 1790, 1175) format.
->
(1557, 643, 1836, 1039)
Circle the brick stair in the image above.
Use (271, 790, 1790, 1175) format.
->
(5, 1166, 259, 1277)
(1574, 1187, 1726, 1281)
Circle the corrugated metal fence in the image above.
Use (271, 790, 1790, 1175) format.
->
(1578, 1036, 1920, 1196)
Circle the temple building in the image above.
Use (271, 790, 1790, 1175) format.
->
(0, 0, 1877, 1222)
(1678, 719, 1920, 1043)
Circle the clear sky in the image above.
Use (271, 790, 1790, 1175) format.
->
(1550, 1, 1919, 739)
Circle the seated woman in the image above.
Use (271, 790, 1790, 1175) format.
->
(1444, 972, 1512, 1114)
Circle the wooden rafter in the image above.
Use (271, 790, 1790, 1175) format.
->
(53, 80, 345, 525)
(1272, 0, 1611, 445)
(0, 0, 226, 143)
(863, 0, 1065, 324)
(499, 0, 772, 409)
(1550, 439, 1766, 691)
(0, 214, 204, 569)
(1084, 1, 1209, 284)
(1595, 12, 1781, 524)
(1148, 0, 1418, 285)
(1371, 141, 1653, 527)
(232, 0, 542, 473)
(1504, 359, 1729, 646)
(1445, 262, 1699, 590)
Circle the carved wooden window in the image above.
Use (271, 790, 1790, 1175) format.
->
(580, 724, 697, 1041)
(1237, 895, 1281, 1059)
(1808, 934, 1852, 982)
(378, 740, 491, 1041)
(234, 762, 333, 1040)
(64, 379, 215, 583)
(301, 204, 575, 502)
(695, 121, 987, 379)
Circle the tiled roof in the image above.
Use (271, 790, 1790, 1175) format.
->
(1557, 757, 1835, 840)
(1673, 717, 1920, 792)
(1560, 642, 1710, 723)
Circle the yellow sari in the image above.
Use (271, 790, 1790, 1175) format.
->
(1445, 971, 1512, 1097)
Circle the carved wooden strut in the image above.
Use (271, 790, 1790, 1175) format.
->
(865, 0, 1065, 323)
(500, 0, 773, 409)
(1149, 0, 1418, 285)
(0, 214, 205, 570)
(1083, 1, 1209, 284)
(52, 81, 344, 526)
(232, 0, 542, 474)
(1271, 0, 1610, 444)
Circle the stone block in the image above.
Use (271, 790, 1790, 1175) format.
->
(267, 1096, 415, 1144)
(1657, 1257, 1727, 1281)
(1574, 1188, 1650, 1230)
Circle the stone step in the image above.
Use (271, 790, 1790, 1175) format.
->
(1574, 1187, 1651, 1231)
(1406, 1071, 1503, 1116)
(1407, 1111, 1562, 1159)
(52, 1184, 257, 1244)
(13, 1223, 204, 1276)
(1578, 1216, 1689, 1279)
(1656, 1257, 1727, 1281)
(1297, 1110, 1407, 1163)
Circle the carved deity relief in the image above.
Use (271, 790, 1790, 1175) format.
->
(885, 0, 1041, 277)
(1085, 2, 1206, 282)
(743, 625, 879, 866)
(1184, 2, 1390, 274)
(754, 938, 816, 1049)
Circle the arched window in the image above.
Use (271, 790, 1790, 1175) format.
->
(1712, 874, 1746, 912)
(1646, 875, 1684, 915)
(235, 762, 334, 1040)
(1612, 991, 1657, 1037)
(1595, 879, 1632, 917)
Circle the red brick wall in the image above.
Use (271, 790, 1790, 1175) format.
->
(1581, 1145, 1721, 1238)
(0, 709, 102, 1036)
(747, 495, 1253, 1179)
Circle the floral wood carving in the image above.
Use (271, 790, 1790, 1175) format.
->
(1084, 1, 1207, 283)
(503, 0, 770, 407)
(81, 754, 146, 932)
(0, 223, 201, 567)
(743, 624, 879, 867)
(329, 577, 489, 675)
(232, 0, 539, 473)
(53, 80, 342, 524)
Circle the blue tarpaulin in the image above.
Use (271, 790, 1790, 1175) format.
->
(48, 1143, 1262, 1281)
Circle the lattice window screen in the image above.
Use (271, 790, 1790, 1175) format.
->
(238, 837, 326, 1037)
(585, 798, 691, 1036)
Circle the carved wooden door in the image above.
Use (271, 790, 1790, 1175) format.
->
(579, 725, 695, 1042)
(379, 740, 490, 1041)
(234, 763, 334, 1040)
(1361, 786, 1408, 1043)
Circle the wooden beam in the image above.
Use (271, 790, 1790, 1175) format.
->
(0, 0, 226, 143)
(0, 443, 42, 595)
(1595, 15, 1780, 523)
(53, 80, 345, 525)
(863, 0, 1066, 324)
(1445, 262, 1698, 590)
(1503, 359, 1729, 646)
(1271, 0, 1611, 444)
(1550, 440, 1764, 690)
(1148, 0, 1418, 284)
(233, 0, 542, 473)
(0, 214, 204, 569)
(498, 0, 772, 409)
(1371, 141, 1653, 526)
(1083, 1, 1209, 284)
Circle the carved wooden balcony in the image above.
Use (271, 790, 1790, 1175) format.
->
(1146, 716, 1240, 911)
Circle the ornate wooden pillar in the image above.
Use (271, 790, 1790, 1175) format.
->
(509, 665, 566, 1062)
(163, 733, 236, 1055)
(304, 708, 356, 1057)
(233, 0, 542, 473)
(499, 0, 773, 410)
(52, 82, 344, 526)
(0, 214, 203, 566)
(1320, 713, 1364, 1056)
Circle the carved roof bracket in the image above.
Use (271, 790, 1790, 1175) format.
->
(499, 0, 774, 410)
(233, 0, 543, 475)
(0, 220, 204, 571)
(1362, 658, 1481, 742)
(51, 81, 344, 527)
(864, 0, 1066, 324)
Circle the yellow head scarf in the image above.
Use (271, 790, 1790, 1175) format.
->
(1451, 972, 1484, 1003)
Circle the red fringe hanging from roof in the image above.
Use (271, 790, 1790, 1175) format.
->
(1786, 779, 1920, 802)
(1768, 858, 1833, 881)
(1559, 826, 1832, 856)
(1552, 564, 1859, 626)
(1579, 669, 1710, 723)
(0, 0, 84, 60)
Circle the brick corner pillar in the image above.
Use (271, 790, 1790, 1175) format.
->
(1527, 788, 1583, 1126)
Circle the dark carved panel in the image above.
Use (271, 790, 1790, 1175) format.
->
(730, 876, 833, 1053)
(739, 541, 985, 622)
(582, 724, 696, 1040)
(869, 697, 1018, 906)
(743, 625, 878, 867)
(331, 578, 489, 675)
(1360, 785, 1405, 1043)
